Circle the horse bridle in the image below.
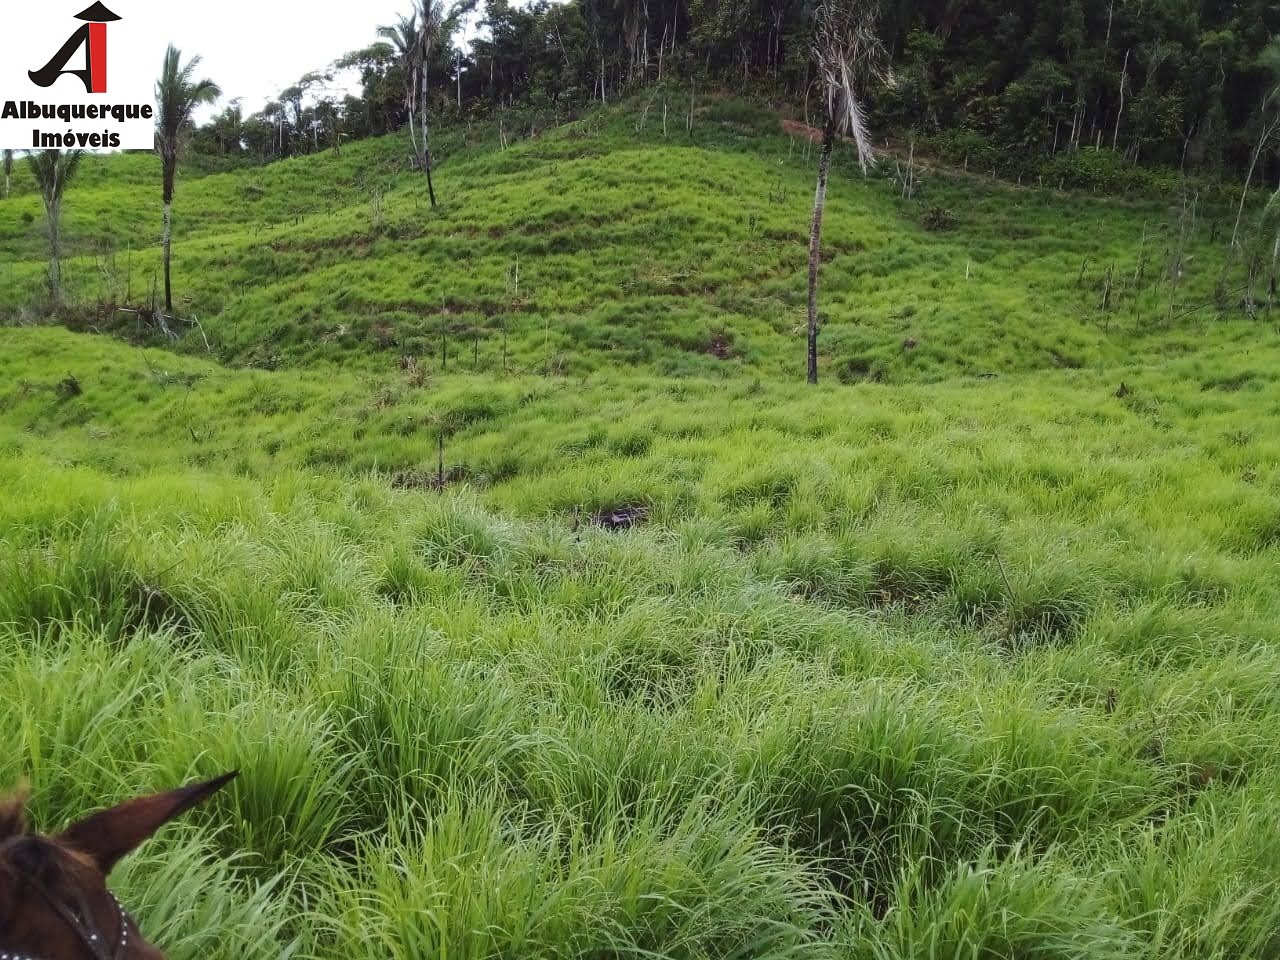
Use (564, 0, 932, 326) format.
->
(1, 878, 133, 960)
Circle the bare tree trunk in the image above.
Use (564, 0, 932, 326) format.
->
(47, 198, 62, 305)
(1271, 235, 1279, 311)
(1112, 49, 1129, 150)
(1179, 128, 1192, 171)
(162, 201, 173, 314)
(1232, 116, 1279, 247)
(642, 0, 649, 76)
(422, 112, 438, 208)
(807, 120, 835, 385)
(414, 62, 437, 208)
(406, 101, 420, 164)
(424, 151, 437, 206)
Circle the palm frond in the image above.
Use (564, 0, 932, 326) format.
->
(155, 44, 221, 155)
(378, 14, 419, 56)
(443, 0, 478, 37)
(812, 0, 885, 171)
(834, 60, 875, 171)
(25, 150, 83, 203)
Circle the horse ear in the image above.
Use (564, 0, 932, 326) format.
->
(57, 773, 237, 875)
(0, 784, 29, 841)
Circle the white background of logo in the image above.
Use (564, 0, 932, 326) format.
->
(0, 0, 164, 150)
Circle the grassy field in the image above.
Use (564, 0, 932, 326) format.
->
(2, 98, 1279, 958)
(1, 98, 1264, 381)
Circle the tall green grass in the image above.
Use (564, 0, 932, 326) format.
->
(2, 96, 1279, 958)
(2, 444, 1277, 956)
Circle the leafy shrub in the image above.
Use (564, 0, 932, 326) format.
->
(1038, 148, 1178, 194)
(926, 129, 1004, 173)
(922, 205, 956, 231)
(702, 97, 780, 135)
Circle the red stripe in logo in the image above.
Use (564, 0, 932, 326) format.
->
(89, 22, 107, 92)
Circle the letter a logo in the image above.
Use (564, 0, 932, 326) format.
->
(29, 2, 122, 94)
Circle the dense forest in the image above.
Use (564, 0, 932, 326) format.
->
(192, 0, 1280, 185)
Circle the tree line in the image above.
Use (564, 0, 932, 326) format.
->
(190, 0, 1280, 184)
(6, 0, 1280, 385)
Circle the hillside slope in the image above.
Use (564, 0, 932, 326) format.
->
(1, 100, 1261, 381)
(2, 100, 1279, 959)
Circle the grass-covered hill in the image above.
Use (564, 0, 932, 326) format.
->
(2, 100, 1279, 959)
(1, 100, 1261, 381)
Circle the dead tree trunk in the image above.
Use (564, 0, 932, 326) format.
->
(47, 198, 63, 305)
(1112, 49, 1129, 150)
(420, 63, 438, 208)
(1231, 113, 1279, 248)
(807, 116, 836, 385)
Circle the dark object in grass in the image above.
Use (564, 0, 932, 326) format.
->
(1115, 382, 1131, 399)
(57, 374, 82, 399)
(593, 503, 650, 531)
(921, 205, 956, 231)
(390, 464, 468, 491)
(902, 337, 919, 351)
(390, 470, 439, 491)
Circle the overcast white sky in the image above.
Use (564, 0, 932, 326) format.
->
(158, 0, 417, 119)
(4, 0, 463, 149)
(7, 0, 500, 127)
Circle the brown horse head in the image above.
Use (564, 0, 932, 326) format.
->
(0, 773, 236, 959)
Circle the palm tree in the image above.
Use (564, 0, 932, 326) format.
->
(380, 11, 436, 206)
(27, 149, 83, 306)
(2, 150, 13, 199)
(155, 45, 220, 315)
(806, 0, 884, 384)
(381, 1, 472, 207)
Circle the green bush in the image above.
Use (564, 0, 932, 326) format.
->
(921, 204, 957, 231)
(925, 129, 1004, 173)
(1038, 148, 1178, 194)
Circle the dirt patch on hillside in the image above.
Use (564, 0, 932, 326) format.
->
(781, 119, 824, 143)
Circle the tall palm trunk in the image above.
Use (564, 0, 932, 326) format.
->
(162, 159, 176, 314)
(47, 198, 63, 305)
(407, 101, 420, 159)
(420, 63, 437, 208)
(807, 116, 836, 385)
